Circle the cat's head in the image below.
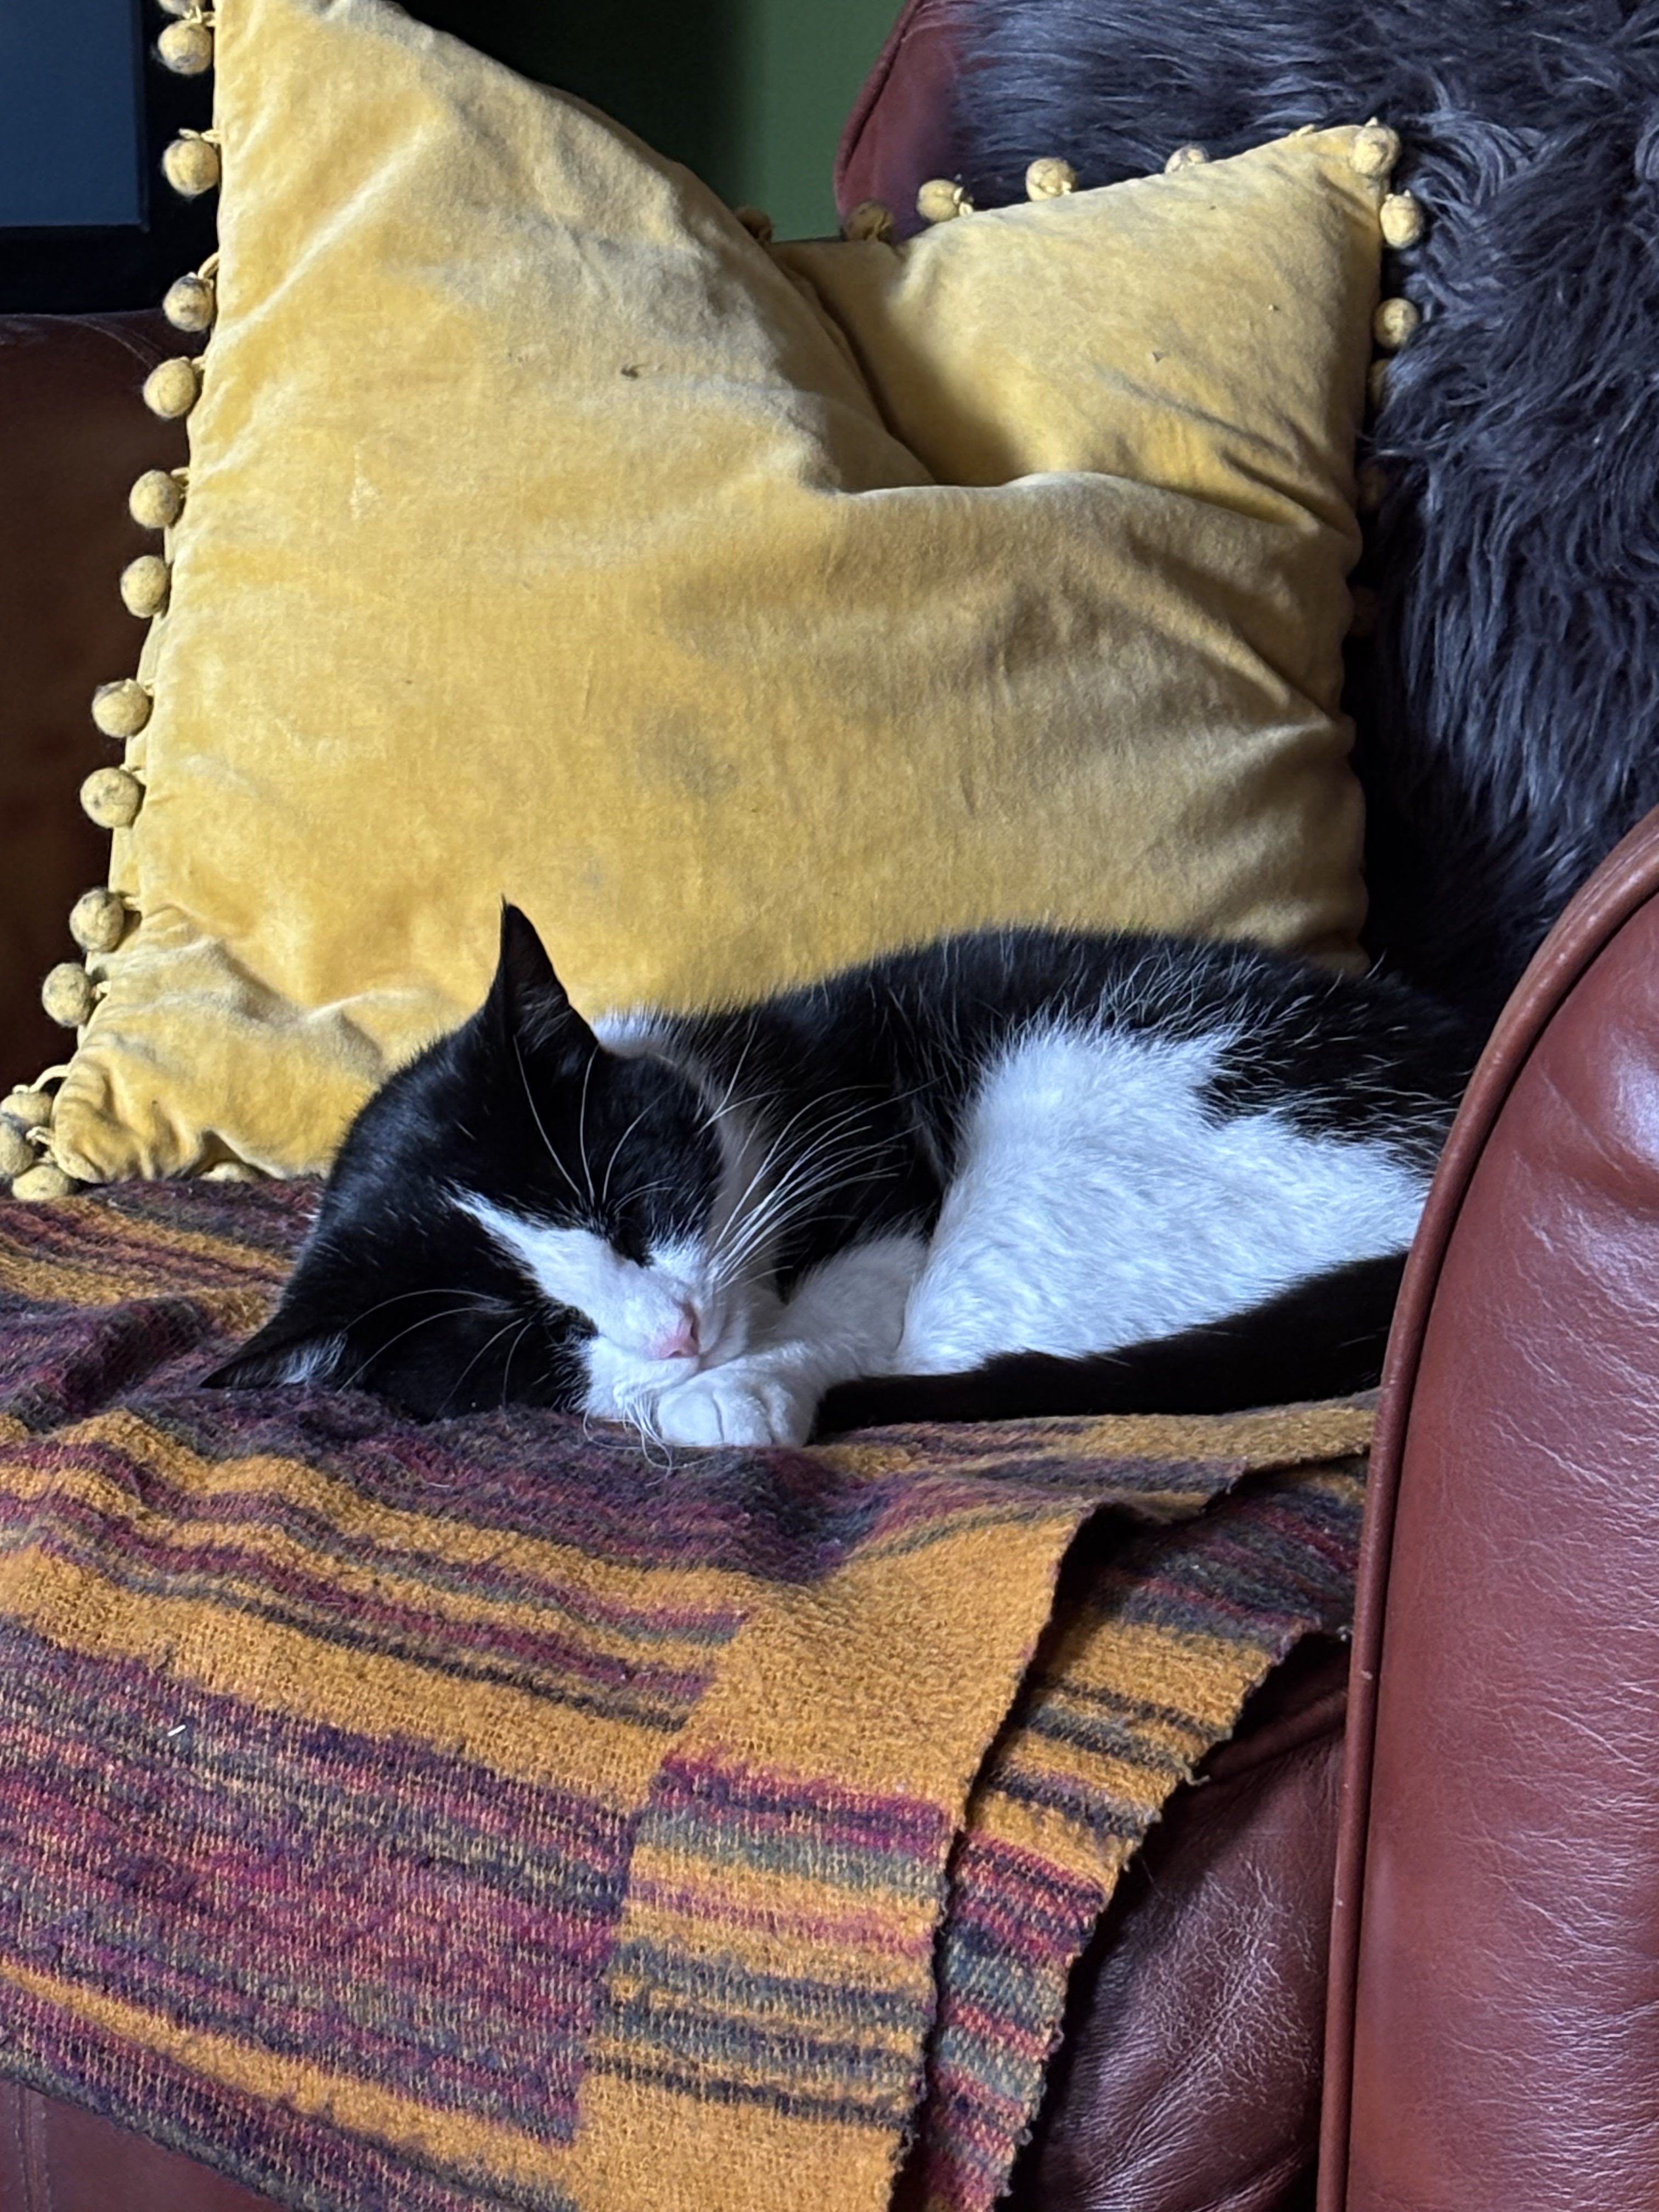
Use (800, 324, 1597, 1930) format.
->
(205, 905, 755, 1424)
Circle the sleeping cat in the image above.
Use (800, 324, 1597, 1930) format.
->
(206, 906, 1474, 1442)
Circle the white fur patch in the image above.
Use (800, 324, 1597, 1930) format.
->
(896, 1024, 1427, 1372)
(460, 1193, 752, 1428)
(279, 1333, 349, 1385)
(462, 1199, 637, 1334)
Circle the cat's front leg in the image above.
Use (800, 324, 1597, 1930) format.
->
(652, 1232, 924, 1448)
(650, 1342, 823, 1448)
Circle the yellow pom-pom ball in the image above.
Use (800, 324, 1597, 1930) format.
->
(1372, 296, 1421, 351)
(156, 18, 214, 74)
(1356, 461, 1389, 514)
(80, 766, 144, 830)
(0, 1122, 35, 1181)
(12, 1164, 77, 1203)
(1024, 157, 1077, 200)
(203, 1160, 262, 1182)
(69, 889, 129, 956)
(129, 469, 185, 531)
(91, 676, 153, 737)
(842, 199, 896, 244)
(731, 206, 774, 243)
(41, 965, 95, 1030)
(162, 272, 216, 334)
(1351, 123, 1401, 179)
(156, 0, 198, 18)
(2, 1089, 54, 1131)
(142, 356, 201, 420)
(1164, 144, 1209, 172)
(119, 555, 171, 619)
(1367, 358, 1391, 410)
(1379, 190, 1425, 249)
(916, 178, 973, 223)
(161, 133, 221, 199)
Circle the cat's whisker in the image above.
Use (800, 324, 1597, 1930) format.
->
(576, 1048, 599, 1206)
(607, 1176, 681, 1211)
(706, 1094, 890, 1264)
(600, 1097, 661, 1209)
(710, 1153, 879, 1279)
(695, 1028, 763, 1137)
(513, 1034, 588, 1210)
(337, 1302, 506, 1392)
(439, 1312, 531, 1414)
(496, 1318, 535, 1411)
(610, 1378, 676, 1471)
(345, 1284, 506, 1330)
(709, 1131, 899, 1278)
(707, 1083, 882, 1232)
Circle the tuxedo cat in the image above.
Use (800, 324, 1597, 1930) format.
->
(206, 907, 1473, 1443)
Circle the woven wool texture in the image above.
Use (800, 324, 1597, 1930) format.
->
(42, 0, 1388, 1184)
(0, 1181, 1368, 2211)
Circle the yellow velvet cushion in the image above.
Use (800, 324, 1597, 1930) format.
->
(40, 0, 1390, 1183)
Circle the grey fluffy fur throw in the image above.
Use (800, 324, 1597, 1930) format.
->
(953, 0, 1659, 1023)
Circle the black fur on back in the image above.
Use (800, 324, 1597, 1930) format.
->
(724, 926, 1473, 1186)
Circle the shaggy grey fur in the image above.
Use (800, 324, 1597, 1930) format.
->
(952, 0, 1659, 1023)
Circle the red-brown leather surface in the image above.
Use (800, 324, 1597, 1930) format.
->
(0, 313, 189, 1085)
(0, 2079, 277, 2211)
(1013, 1640, 1347, 2212)
(834, 0, 968, 236)
(1323, 803, 1659, 2210)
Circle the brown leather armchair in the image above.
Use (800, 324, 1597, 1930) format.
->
(1321, 808, 1659, 2212)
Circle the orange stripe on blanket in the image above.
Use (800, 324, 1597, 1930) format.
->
(0, 1959, 579, 2198)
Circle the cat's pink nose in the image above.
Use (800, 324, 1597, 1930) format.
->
(651, 1307, 700, 1362)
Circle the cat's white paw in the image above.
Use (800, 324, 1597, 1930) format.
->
(654, 1362, 815, 1448)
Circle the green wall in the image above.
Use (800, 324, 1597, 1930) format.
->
(732, 0, 902, 235)
(404, 0, 902, 238)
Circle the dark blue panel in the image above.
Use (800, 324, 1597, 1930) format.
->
(0, 0, 145, 227)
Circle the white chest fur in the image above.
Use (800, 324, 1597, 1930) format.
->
(895, 1023, 1429, 1372)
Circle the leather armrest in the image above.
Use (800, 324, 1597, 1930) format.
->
(1323, 803, 1659, 2209)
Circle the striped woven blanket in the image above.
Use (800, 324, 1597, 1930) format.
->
(0, 1181, 1367, 2212)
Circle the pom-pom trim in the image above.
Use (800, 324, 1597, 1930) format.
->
(143, 356, 202, 420)
(842, 199, 896, 245)
(916, 178, 973, 224)
(156, 10, 214, 75)
(1372, 296, 1422, 351)
(80, 766, 145, 830)
(161, 129, 221, 199)
(1024, 157, 1077, 200)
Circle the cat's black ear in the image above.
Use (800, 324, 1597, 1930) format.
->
(200, 1313, 349, 1391)
(489, 904, 596, 1055)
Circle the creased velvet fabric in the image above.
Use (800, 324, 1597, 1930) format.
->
(43, 0, 1385, 1182)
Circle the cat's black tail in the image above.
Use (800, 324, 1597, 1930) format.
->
(811, 1251, 1408, 1433)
